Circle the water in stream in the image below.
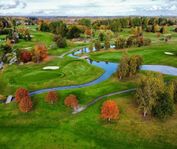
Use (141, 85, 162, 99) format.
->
(30, 47, 177, 95)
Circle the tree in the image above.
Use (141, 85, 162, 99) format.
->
(152, 92, 175, 119)
(117, 54, 130, 79)
(117, 54, 143, 79)
(17, 27, 31, 41)
(129, 55, 143, 77)
(127, 36, 135, 47)
(173, 80, 177, 103)
(64, 94, 79, 110)
(137, 36, 144, 47)
(45, 91, 58, 104)
(39, 21, 49, 32)
(33, 43, 48, 63)
(49, 21, 67, 36)
(104, 39, 110, 49)
(115, 37, 126, 49)
(152, 24, 159, 33)
(110, 19, 122, 32)
(95, 40, 101, 51)
(99, 32, 105, 41)
(89, 44, 93, 52)
(175, 28, 177, 32)
(54, 35, 67, 48)
(131, 26, 142, 37)
(67, 26, 82, 39)
(19, 96, 33, 112)
(15, 88, 29, 103)
(160, 25, 167, 34)
(84, 29, 92, 37)
(78, 18, 91, 27)
(20, 50, 32, 63)
(136, 73, 165, 117)
(101, 100, 119, 122)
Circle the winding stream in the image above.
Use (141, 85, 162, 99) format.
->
(30, 47, 177, 95)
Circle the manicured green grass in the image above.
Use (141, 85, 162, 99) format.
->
(0, 57, 104, 95)
(0, 92, 177, 149)
(90, 42, 177, 67)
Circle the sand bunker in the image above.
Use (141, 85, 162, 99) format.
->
(164, 52, 174, 55)
(43, 66, 60, 70)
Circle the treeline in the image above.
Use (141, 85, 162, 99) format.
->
(39, 20, 85, 38)
(39, 20, 88, 47)
(93, 36, 151, 51)
(92, 17, 177, 32)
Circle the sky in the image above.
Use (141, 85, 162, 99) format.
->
(0, 0, 177, 16)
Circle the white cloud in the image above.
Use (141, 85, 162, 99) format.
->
(0, 0, 177, 16)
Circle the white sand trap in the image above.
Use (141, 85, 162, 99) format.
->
(43, 66, 60, 70)
(164, 52, 174, 55)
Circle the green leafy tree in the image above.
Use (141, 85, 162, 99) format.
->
(160, 25, 167, 34)
(49, 21, 68, 37)
(99, 32, 105, 41)
(136, 73, 164, 117)
(104, 39, 110, 50)
(54, 35, 67, 48)
(117, 54, 143, 79)
(117, 54, 130, 79)
(67, 26, 82, 39)
(95, 40, 101, 51)
(152, 91, 175, 119)
(115, 38, 126, 49)
(78, 19, 91, 27)
(89, 43, 93, 52)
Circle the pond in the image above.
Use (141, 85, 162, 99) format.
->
(30, 47, 177, 95)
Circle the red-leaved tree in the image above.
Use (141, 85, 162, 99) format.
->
(101, 100, 119, 122)
(15, 88, 29, 103)
(64, 94, 78, 110)
(19, 96, 33, 112)
(45, 91, 58, 104)
(20, 50, 32, 63)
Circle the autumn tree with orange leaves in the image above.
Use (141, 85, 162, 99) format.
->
(15, 87, 33, 112)
(19, 96, 33, 113)
(15, 88, 29, 103)
(64, 94, 79, 110)
(45, 91, 58, 104)
(33, 43, 48, 63)
(101, 100, 119, 122)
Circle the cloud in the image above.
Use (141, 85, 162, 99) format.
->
(0, 0, 177, 16)
(0, 0, 27, 10)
